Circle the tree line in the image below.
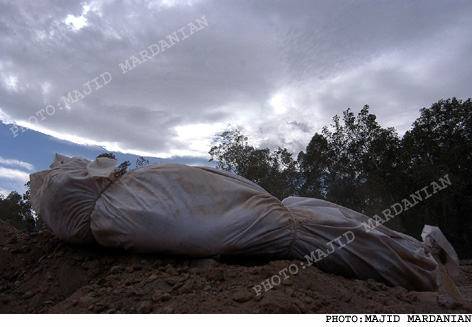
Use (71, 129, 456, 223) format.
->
(209, 98, 471, 259)
(1, 98, 470, 258)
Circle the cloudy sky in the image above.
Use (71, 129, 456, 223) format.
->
(1, 0, 471, 196)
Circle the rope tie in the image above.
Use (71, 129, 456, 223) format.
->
(285, 205, 299, 257)
(86, 179, 115, 221)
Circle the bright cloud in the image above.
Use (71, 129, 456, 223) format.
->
(0, 167, 30, 181)
(0, 157, 35, 171)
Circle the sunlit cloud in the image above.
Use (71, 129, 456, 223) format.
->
(0, 167, 30, 181)
(0, 157, 35, 171)
(64, 4, 91, 31)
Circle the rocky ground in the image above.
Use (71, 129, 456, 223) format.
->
(1, 219, 471, 314)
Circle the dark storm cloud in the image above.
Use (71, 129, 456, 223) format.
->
(1, 0, 471, 158)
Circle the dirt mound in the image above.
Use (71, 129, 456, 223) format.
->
(1, 220, 471, 314)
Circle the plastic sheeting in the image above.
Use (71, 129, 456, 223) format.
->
(422, 225, 460, 277)
(30, 154, 449, 291)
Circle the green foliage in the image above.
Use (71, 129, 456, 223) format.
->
(22, 181, 48, 230)
(0, 191, 32, 230)
(209, 130, 299, 199)
(400, 98, 472, 258)
(115, 161, 131, 177)
(209, 99, 472, 258)
(300, 106, 401, 216)
(0, 183, 46, 231)
(136, 156, 150, 168)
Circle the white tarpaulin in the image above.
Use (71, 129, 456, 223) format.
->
(30, 154, 453, 291)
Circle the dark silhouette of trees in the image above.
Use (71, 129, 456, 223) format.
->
(210, 98, 471, 258)
(299, 106, 401, 218)
(0, 191, 32, 230)
(209, 130, 299, 199)
(399, 98, 472, 258)
(136, 156, 150, 168)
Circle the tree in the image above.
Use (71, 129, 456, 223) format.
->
(209, 130, 299, 199)
(96, 152, 130, 177)
(209, 130, 252, 174)
(22, 181, 48, 230)
(0, 191, 33, 230)
(400, 98, 472, 258)
(340, 106, 401, 214)
(136, 156, 150, 168)
(298, 106, 401, 220)
(267, 147, 300, 199)
(297, 133, 330, 198)
(207, 101, 471, 258)
(115, 160, 131, 177)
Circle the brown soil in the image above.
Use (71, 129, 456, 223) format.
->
(1, 219, 471, 314)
